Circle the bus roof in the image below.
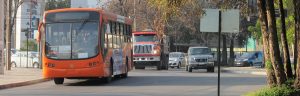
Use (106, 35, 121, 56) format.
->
(44, 8, 133, 25)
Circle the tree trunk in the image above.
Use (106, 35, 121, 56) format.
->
(294, 0, 299, 77)
(222, 35, 227, 66)
(266, 0, 286, 85)
(279, 0, 293, 79)
(0, 0, 5, 74)
(293, 0, 300, 89)
(5, 0, 12, 70)
(257, 0, 277, 87)
(228, 38, 234, 66)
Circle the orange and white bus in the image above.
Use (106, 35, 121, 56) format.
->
(37, 8, 133, 84)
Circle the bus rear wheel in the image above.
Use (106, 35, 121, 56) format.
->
(54, 78, 64, 85)
(121, 58, 129, 78)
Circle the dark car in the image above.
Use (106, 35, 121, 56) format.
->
(234, 51, 263, 67)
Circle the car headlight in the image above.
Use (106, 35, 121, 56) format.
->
(153, 50, 158, 54)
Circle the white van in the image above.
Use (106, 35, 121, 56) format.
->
(11, 51, 40, 68)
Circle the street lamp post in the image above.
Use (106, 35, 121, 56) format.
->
(26, 0, 33, 68)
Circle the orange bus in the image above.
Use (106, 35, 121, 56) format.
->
(37, 8, 133, 84)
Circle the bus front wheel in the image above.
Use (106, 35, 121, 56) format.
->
(54, 78, 64, 85)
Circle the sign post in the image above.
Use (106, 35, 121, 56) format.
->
(200, 9, 240, 96)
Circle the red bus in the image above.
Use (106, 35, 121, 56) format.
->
(37, 8, 133, 84)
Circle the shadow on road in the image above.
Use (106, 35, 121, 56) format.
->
(64, 75, 266, 87)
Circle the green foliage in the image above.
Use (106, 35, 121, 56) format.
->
(244, 85, 298, 96)
(265, 60, 273, 70)
(274, 0, 295, 46)
(146, 0, 202, 22)
(20, 40, 37, 51)
(45, 0, 71, 11)
(247, 20, 262, 43)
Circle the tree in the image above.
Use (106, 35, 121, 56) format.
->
(278, 0, 293, 79)
(146, 0, 203, 37)
(4, 0, 25, 70)
(293, 0, 299, 77)
(20, 40, 37, 51)
(266, 0, 286, 85)
(5, 0, 12, 70)
(293, 0, 300, 89)
(45, 0, 70, 11)
(257, 0, 277, 87)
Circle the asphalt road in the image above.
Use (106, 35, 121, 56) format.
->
(0, 68, 266, 96)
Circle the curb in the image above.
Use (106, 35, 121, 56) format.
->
(221, 69, 266, 76)
(0, 79, 51, 90)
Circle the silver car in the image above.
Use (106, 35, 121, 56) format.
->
(186, 47, 215, 72)
(168, 52, 185, 68)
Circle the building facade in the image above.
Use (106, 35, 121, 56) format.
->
(71, 0, 98, 8)
(15, 0, 44, 50)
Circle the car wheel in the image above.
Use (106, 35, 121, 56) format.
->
(249, 62, 253, 66)
(33, 62, 39, 68)
(207, 67, 214, 72)
(188, 66, 192, 72)
(135, 66, 145, 69)
(11, 62, 17, 67)
(185, 66, 188, 71)
(54, 78, 64, 85)
(177, 62, 181, 69)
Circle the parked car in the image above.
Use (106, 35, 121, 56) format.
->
(186, 47, 215, 72)
(234, 51, 263, 67)
(169, 52, 185, 68)
(11, 51, 40, 68)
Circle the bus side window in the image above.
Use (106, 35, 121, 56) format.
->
(120, 23, 124, 47)
(101, 21, 107, 57)
(109, 21, 114, 48)
(124, 24, 127, 43)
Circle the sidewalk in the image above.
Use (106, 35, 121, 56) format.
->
(221, 67, 267, 75)
(0, 67, 50, 90)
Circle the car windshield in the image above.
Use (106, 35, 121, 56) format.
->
(170, 53, 182, 57)
(134, 34, 156, 42)
(190, 48, 211, 55)
(45, 22, 99, 59)
(240, 53, 255, 58)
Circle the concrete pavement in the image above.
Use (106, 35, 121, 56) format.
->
(0, 67, 49, 90)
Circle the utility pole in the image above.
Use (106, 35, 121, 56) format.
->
(5, 0, 12, 70)
(27, 0, 33, 68)
(133, 0, 136, 31)
(0, 0, 5, 74)
(217, 10, 222, 96)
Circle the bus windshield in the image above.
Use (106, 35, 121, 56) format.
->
(45, 22, 99, 59)
(134, 34, 156, 42)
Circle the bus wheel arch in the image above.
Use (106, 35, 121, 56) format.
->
(121, 57, 129, 78)
(104, 58, 114, 83)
